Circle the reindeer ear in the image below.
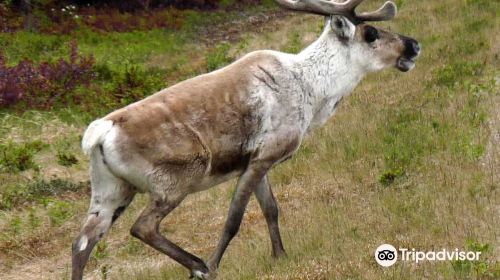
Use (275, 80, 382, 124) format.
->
(330, 15, 356, 40)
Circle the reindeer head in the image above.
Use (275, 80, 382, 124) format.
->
(274, 0, 421, 72)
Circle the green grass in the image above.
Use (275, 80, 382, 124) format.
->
(206, 42, 233, 71)
(0, 0, 499, 279)
(0, 140, 45, 173)
(0, 178, 85, 210)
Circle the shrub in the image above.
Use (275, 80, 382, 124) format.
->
(379, 168, 405, 186)
(0, 184, 29, 210)
(0, 40, 95, 110)
(57, 151, 78, 167)
(1, 1, 269, 34)
(0, 140, 45, 173)
(0, 2, 24, 32)
(109, 64, 166, 105)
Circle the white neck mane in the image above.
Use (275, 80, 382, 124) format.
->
(288, 21, 367, 130)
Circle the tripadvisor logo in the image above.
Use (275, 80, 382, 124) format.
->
(375, 244, 482, 267)
(375, 244, 397, 267)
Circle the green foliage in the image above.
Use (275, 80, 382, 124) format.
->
(465, 0, 497, 10)
(28, 178, 84, 196)
(47, 200, 74, 226)
(0, 178, 85, 210)
(9, 216, 22, 235)
(381, 110, 434, 170)
(0, 32, 67, 65)
(77, 30, 188, 68)
(379, 168, 405, 186)
(54, 137, 79, 167)
(100, 264, 111, 280)
(27, 207, 41, 230)
(464, 18, 491, 33)
(108, 64, 166, 106)
(124, 238, 143, 255)
(93, 241, 109, 260)
(282, 31, 303, 54)
(206, 42, 233, 71)
(434, 61, 483, 88)
(57, 151, 78, 167)
(0, 6, 270, 114)
(452, 240, 498, 279)
(0, 1, 498, 278)
(261, 0, 278, 8)
(0, 184, 27, 210)
(453, 38, 488, 56)
(220, 0, 237, 9)
(395, 0, 405, 8)
(0, 140, 45, 173)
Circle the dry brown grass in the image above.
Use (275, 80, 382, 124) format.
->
(0, 0, 499, 279)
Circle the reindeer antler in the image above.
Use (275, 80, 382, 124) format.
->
(274, 0, 397, 23)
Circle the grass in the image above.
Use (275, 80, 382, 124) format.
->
(206, 42, 233, 71)
(0, 0, 499, 279)
(0, 178, 86, 210)
(0, 140, 45, 173)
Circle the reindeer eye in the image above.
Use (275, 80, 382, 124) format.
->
(364, 26, 379, 43)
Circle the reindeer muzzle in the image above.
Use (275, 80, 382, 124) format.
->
(397, 36, 421, 72)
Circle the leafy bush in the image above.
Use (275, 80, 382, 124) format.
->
(2, 1, 270, 34)
(0, 185, 28, 210)
(108, 64, 166, 105)
(378, 168, 405, 186)
(0, 140, 45, 172)
(76, 7, 185, 33)
(56, 151, 78, 166)
(0, 2, 24, 32)
(0, 40, 95, 109)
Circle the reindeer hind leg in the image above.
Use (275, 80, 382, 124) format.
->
(71, 148, 135, 280)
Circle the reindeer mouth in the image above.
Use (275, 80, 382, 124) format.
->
(396, 57, 416, 72)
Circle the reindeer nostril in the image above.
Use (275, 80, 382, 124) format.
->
(412, 41, 421, 55)
(403, 38, 420, 58)
(335, 18, 344, 29)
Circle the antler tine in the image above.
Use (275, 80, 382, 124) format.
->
(274, 0, 397, 22)
(356, 1, 397, 22)
(273, 0, 365, 16)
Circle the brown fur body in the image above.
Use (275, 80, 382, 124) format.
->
(103, 51, 298, 194)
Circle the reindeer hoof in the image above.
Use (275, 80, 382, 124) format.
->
(189, 270, 206, 279)
(190, 269, 217, 280)
(190, 270, 207, 279)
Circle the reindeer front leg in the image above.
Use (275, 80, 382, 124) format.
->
(254, 175, 286, 258)
(207, 163, 271, 272)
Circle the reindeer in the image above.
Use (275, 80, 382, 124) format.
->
(72, 0, 421, 279)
